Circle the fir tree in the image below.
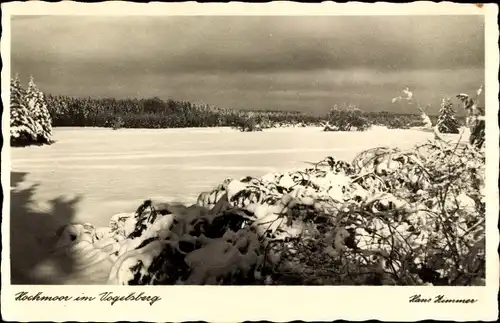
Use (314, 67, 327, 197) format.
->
(437, 98, 460, 134)
(25, 76, 53, 143)
(10, 74, 38, 146)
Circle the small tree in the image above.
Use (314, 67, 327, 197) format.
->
(436, 98, 460, 134)
(112, 116, 125, 130)
(10, 75, 38, 146)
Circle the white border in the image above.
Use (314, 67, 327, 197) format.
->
(1, 2, 499, 321)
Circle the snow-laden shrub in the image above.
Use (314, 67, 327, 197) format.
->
(193, 142, 485, 285)
(324, 104, 371, 132)
(233, 114, 262, 132)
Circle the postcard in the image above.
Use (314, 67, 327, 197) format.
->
(1, 1, 498, 321)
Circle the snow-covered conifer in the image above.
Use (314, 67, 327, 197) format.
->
(25, 75, 53, 143)
(437, 98, 460, 134)
(10, 74, 38, 146)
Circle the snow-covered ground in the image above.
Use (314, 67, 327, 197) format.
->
(9, 126, 469, 284)
(10, 126, 469, 226)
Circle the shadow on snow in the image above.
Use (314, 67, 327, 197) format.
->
(10, 171, 80, 284)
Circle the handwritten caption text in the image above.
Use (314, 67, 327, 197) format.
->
(15, 291, 161, 306)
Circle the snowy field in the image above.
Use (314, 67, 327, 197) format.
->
(9, 126, 468, 284)
(10, 126, 469, 226)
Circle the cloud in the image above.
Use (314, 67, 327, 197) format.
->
(12, 15, 484, 73)
(10, 15, 485, 114)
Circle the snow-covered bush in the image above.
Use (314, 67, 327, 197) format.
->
(324, 104, 371, 132)
(193, 142, 485, 285)
(233, 114, 262, 132)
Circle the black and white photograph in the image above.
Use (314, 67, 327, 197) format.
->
(1, 1, 498, 322)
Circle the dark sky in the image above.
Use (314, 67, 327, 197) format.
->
(11, 15, 485, 114)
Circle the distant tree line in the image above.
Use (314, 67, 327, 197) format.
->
(10, 75, 468, 137)
(44, 93, 464, 131)
(44, 95, 325, 129)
